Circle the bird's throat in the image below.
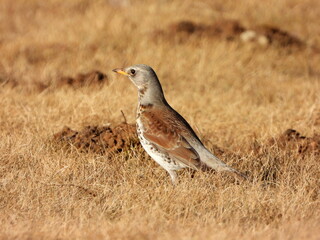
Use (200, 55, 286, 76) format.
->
(138, 85, 165, 106)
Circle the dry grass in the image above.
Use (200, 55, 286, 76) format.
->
(0, 0, 320, 239)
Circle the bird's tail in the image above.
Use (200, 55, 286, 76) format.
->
(201, 150, 247, 181)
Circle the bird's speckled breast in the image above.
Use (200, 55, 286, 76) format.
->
(136, 107, 183, 171)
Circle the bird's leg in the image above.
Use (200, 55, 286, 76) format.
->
(168, 170, 177, 185)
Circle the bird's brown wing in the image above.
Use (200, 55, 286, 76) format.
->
(141, 109, 201, 169)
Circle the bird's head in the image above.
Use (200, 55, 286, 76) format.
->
(113, 64, 159, 90)
(112, 64, 165, 105)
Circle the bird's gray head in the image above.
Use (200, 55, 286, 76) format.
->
(113, 64, 166, 105)
(113, 64, 158, 89)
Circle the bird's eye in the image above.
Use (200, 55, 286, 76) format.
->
(130, 69, 136, 75)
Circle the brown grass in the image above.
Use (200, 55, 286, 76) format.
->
(0, 0, 320, 239)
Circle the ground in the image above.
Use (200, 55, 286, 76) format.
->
(0, 0, 319, 239)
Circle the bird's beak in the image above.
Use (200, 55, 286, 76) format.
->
(112, 68, 129, 76)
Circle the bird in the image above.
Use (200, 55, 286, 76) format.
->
(113, 64, 246, 184)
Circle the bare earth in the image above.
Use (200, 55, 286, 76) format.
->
(0, 0, 319, 239)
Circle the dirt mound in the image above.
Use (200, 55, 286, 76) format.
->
(56, 70, 108, 88)
(275, 129, 320, 154)
(208, 19, 246, 40)
(0, 74, 18, 88)
(154, 19, 307, 50)
(157, 19, 245, 41)
(0, 75, 51, 92)
(1, 70, 109, 92)
(249, 129, 320, 182)
(168, 20, 202, 35)
(53, 123, 140, 155)
(240, 25, 305, 48)
(254, 129, 320, 155)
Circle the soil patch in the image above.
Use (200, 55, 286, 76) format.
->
(250, 129, 320, 182)
(240, 25, 305, 48)
(56, 70, 108, 88)
(155, 19, 308, 50)
(254, 129, 320, 156)
(273, 129, 320, 154)
(154, 19, 245, 42)
(0, 70, 108, 92)
(53, 123, 140, 155)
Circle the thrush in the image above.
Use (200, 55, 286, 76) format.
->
(113, 64, 246, 183)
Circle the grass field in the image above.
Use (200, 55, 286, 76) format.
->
(0, 0, 320, 239)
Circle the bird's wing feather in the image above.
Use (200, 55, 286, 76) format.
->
(141, 109, 201, 169)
